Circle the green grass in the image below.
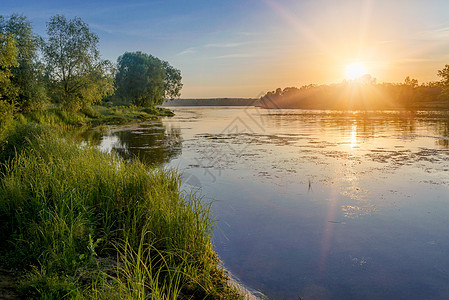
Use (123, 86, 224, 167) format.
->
(0, 124, 241, 299)
(12, 104, 175, 129)
(88, 105, 174, 126)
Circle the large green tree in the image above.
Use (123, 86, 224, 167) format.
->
(0, 14, 47, 112)
(162, 60, 183, 100)
(0, 32, 17, 127)
(0, 33, 17, 99)
(43, 15, 114, 111)
(115, 51, 182, 107)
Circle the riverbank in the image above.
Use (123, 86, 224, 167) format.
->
(22, 105, 174, 127)
(0, 107, 244, 299)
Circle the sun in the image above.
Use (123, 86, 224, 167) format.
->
(345, 63, 367, 80)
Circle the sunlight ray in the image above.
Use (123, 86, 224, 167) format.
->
(357, 0, 374, 59)
(262, 0, 337, 61)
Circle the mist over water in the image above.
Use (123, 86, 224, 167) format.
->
(86, 107, 449, 299)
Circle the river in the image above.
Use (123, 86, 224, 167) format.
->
(84, 107, 449, 299)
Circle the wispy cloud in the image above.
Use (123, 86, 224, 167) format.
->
(176, 41, 248, 57)
(236, 31, 262, 36)
(90, 23, 131, 35)
(215, 53, 252, 59)
(393, 58, 437, 64)
(176, 47, 197, 56)
(204, 42, 245, 48)
(415, 26, 449, 40)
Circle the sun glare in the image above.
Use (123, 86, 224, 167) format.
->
(345, 63, 367, 80)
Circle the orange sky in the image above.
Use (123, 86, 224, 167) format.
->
(173, 0, 449, 98)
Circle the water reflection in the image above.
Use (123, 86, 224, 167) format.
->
(168, 108, 449, 299)
(87, 120, 182, 166)
(71, 125, 108, 147)
(82, 108, 449, 299)
(264, 110, 420, 142)
(268, 110, 446, 148)
(432, 117, 449, 148)
(350, 124, 357, 148)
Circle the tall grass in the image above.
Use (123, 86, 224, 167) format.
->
(0, 124, 239, 299)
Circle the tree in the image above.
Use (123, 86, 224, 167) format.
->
(1, 14, 47, 112)
(438, 65, 449, 86)
(43, 15, 114, 111)
(0, 32, 17, 99)
(437, 65, 449, 100)
(0, 32, 17, 126)
(404, 76, 418, 88)
(162, 60, 183, 100)
(115, 51, 182, 107)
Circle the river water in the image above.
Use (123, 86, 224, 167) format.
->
(85, 107, 449, 299)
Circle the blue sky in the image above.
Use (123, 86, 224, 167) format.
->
(3, 0, 449, 97)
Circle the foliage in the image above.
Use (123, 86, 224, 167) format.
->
(0, 14, 47, 112)
(260, 80, 445, 110)
(115, 52, 164, 107)
(115, 51, 182, 107)
(162, 60, 183, 100)
(437, 64, 449, 100)
(43, 15, 114, 111)
(0, 32, 18, 102)
(0, 32, 18, 130)
(404, 76, 418, 88)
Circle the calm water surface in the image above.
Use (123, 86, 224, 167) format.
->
(87, 107, 449, 299)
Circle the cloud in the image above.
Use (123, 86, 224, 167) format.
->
(176, 47, 197, 56)
(215, 53, 252, 59)
(415, 26, 449, 40)
(176, 42, 247, 57)
(236, 31, 261, 36)
(204, 42, 245, 48)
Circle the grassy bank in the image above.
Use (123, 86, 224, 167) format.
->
(0, 123, 241, 299)
(0, 105, 175, 150)
(18, 105, 174, 127)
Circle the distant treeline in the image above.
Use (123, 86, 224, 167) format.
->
(260, 73, 449, 110)
(165, 98, 259, 106)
